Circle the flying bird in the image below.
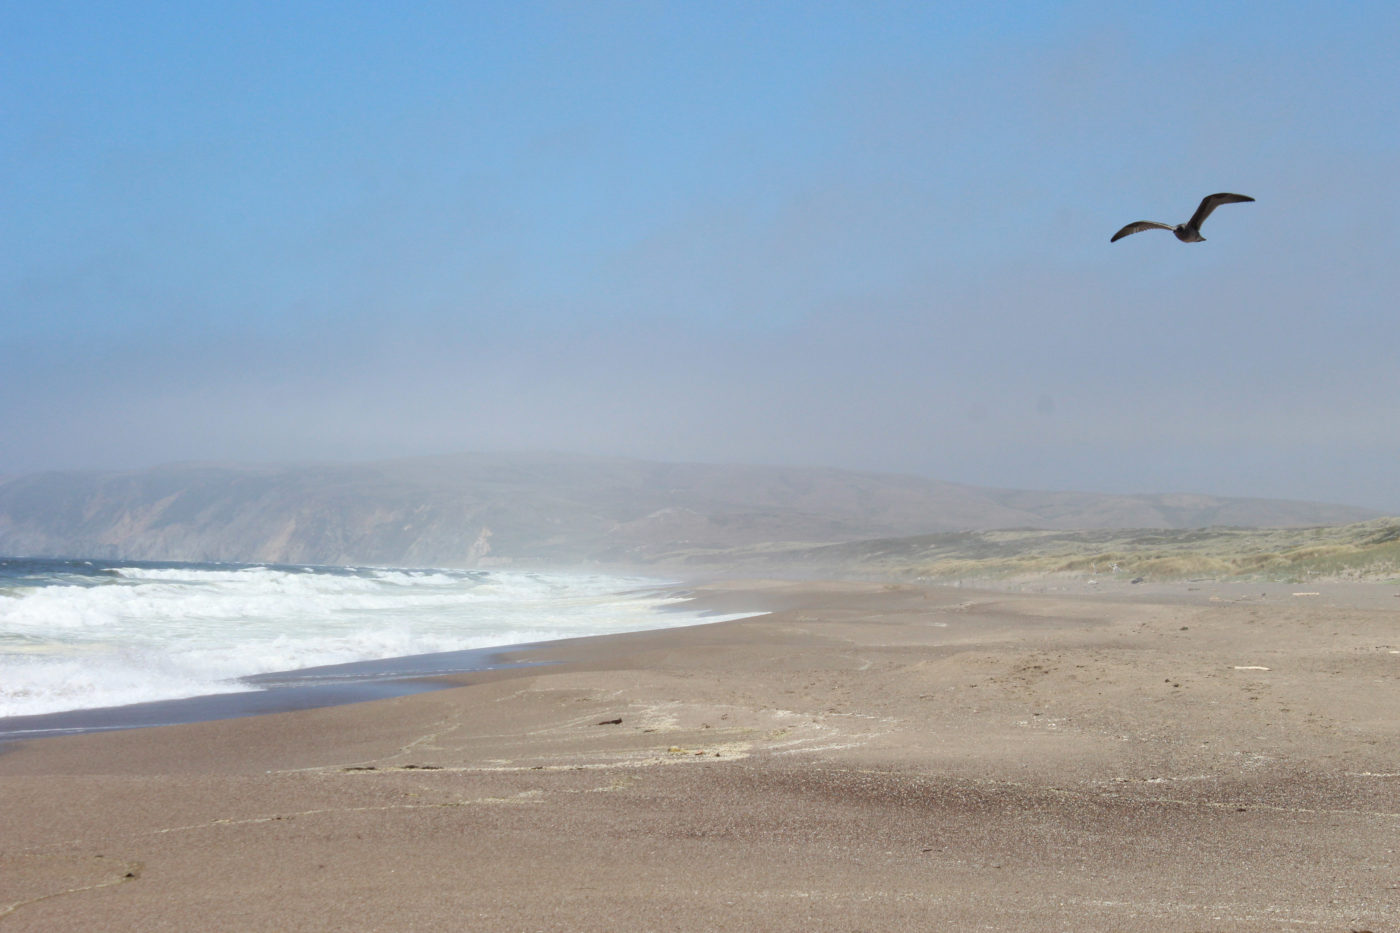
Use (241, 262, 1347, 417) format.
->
(1111, 193, 1254, 243)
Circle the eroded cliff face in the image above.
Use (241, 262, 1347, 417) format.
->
(0, 465, 504, 566)
(0, 453, 1379, 568)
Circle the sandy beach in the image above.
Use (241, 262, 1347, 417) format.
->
(2, 578, 1397, 931)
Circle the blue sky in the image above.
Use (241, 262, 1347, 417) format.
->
(4, 1, 1398, 511)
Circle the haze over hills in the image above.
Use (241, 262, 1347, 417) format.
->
(0, 453, 1381, 571)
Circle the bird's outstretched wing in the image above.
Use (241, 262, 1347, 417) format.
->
(1111, 221, 1175, 242)
(1186, 193, 1254, 232)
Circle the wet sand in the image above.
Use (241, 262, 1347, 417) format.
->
(0, 645, 535, 743)
(1, 579, 1397, 930)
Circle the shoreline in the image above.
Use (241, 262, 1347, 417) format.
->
(0, 644, 535, 744)
(2, 577, 1396, 930)
(0, 571, 757, 743)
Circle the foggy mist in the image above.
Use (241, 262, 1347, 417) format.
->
(3, 4, 1397, 511)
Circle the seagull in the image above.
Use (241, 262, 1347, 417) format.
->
(1111, 193, 1254, 243)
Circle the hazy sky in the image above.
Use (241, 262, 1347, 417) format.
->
(4, 2, 1398, 511)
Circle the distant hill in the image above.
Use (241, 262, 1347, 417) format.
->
(0, 452, 1381, 569)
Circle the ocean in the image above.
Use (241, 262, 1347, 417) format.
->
(0, 557, 743, 735)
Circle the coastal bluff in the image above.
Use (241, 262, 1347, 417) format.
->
(0, 453, 1378, 569)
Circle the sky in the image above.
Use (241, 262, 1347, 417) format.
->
(3, 1, 1399, 511)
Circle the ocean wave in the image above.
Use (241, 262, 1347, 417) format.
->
(0, 561, 732, 718)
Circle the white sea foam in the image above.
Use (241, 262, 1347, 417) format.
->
(0, 563, 735, 718)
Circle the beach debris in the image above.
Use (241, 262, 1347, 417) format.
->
(1232, 666, 1271, 671)
(399, 764, 442, 770)
(1292, 592, 1320, 597)
(596, 717, 623, 725)
(1111, 192, 1254, 243)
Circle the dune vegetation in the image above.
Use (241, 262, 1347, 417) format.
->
(764, 518, 1400, 584)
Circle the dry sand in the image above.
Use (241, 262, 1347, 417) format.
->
(1, 579, 1397, 931)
